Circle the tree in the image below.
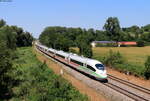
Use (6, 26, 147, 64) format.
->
(103, 17, 121, 41)
(144, 56, 150, 79)
(141, 32, 150, 42)
(129, 25, 142, 40)
(82, 43, 93, 58)
(10, 26, 33, 47)
(76, 34, 93, 58)
(123, 32, 135, 41)
(76, 34, 88, 53)
(0, 19, 6, 28)
(87, 28, 95, 42)
(39, 27, 66, 48)
(55, 34, 70, 52)
(0, 26, 17, 50)
(0, 42, 13, 99)
(105, 50, 124, 67)
(24, 32, 34, 46)
(142, 24, 150, 32)
(95, 30, 109, 41)
(137, 40, 145, 47)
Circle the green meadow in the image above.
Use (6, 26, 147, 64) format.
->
(93, 46, 150, 67)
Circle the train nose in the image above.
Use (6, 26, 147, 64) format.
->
(97, 70, 106, 74)
(96, 71, 107, 78)
(102, 73, 107, 78)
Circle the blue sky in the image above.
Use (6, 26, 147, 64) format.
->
(0, 0, 150, 38)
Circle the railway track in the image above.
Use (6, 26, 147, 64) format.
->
(108, 74, 150, 95)
(104, 82, 149, 101)
(36, 46, 150, 101)
(107, 74, 150, 101)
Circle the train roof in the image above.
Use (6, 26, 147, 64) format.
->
(56, 50, 70, 57)
(69, 54, 102, 66)
(48, 48, 56, 52)
(39, 45, 48, 50)
(37, 43, 103, 66)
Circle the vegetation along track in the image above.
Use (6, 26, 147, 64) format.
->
(36, 46, 150, 101)
(107, 74, 150, 101)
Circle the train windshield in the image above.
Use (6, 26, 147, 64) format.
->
(95, 64, 105, 70)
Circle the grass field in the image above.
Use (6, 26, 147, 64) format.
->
(93, 46, 150, 66)
(72, 46, 150, 66)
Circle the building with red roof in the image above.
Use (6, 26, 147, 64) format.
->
(118, 41, 137, 47)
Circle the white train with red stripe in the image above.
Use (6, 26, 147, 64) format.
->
(35, 42, 107, 81)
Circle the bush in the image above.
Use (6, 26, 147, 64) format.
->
(69, 48, 78, 55)
(137, 40, 145, 47)
(0, 43, 14, 99)
(105, 50, 124, 67)
(144, 56, 150, 79)
(145, 42, 150, 46)
(115, 63, 145, 77)
(82, 44, 93, 58)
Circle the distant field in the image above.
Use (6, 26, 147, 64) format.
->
(72, 46, 150, 67)
(93, 46, 150, 66)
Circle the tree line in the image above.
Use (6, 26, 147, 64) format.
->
(0, 19, 33, 99)
(39, 17, 150, 58)
(39, 27, 94, 58)
(0, 19, 34, 49)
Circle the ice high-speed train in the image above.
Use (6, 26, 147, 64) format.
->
(35, 42, 107, 80)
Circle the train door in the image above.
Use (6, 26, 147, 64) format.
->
(54, 50, 56, 57)
(67, 54, 71, 63)
(83, 63, 87, 67)
(84, 59, 88, 67)
(68, 57, 70, 63)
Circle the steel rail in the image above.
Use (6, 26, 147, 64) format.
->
(104, 82, 148, 101)
(108, 74, 150, 95)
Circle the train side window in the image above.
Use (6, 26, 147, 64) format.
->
(56, 54, 65, 58)
(71, 59, 83, 66)
(48, 51, 53, 54)
(87, 65, 96, 72)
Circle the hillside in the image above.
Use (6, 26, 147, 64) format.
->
(10, 47, 88, 101)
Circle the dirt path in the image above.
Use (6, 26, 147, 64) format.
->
(33, 47, 108, 101)
(107, 68, 150, 89)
